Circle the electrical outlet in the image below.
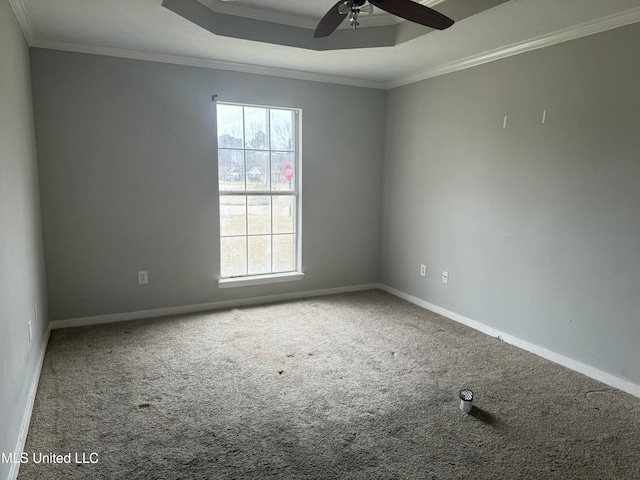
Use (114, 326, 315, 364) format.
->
(138, 271, 149, 285)
(420, 264, 426, 277)
(442, 271, 449, 284)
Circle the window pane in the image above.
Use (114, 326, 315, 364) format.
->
(245, 151, 269, 191)
(273, 195, 295, 234)
(244, 107, 269, 150)
(271, 152, 294, 191)
(219, 149, 245, 191)
(217, 104, 244, 148)
(248, 235, 271, 275)
(221, 236, 247, 277)
(273, 234, 295, 272)
(270, 109, 294, 151)
(220, 196, 246, 236)
(248, 196, 271, 235)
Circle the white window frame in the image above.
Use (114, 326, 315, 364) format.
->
(216, 101, 303, 288)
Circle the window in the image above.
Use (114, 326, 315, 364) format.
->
(216, 103, 302, 286)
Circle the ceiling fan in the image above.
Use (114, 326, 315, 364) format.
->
(314, 0, 454, 37)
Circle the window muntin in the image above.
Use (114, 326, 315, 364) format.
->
(217, 103, 299, 280)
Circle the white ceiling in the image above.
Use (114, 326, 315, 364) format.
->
(11, 0, 640, 88)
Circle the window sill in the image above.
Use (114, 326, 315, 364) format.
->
(218, 272, 304, 289)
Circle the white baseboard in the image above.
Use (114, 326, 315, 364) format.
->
(379, 284, 640, 399)
(9, 325, 51, 480)
(50, 283, 380, 330)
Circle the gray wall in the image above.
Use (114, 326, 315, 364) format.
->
(30, 49, 385, 321)
(0, 1, 49, 477)
(382, 23, 640, 385)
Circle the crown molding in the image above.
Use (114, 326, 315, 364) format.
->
(29, 38, 386, 90)
(387, 5, 640, 89)
(7, 0, 34, 43)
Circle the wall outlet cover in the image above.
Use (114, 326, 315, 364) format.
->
(138, 271, 149, 284)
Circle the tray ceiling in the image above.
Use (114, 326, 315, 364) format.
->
(12, 0, 640, 88)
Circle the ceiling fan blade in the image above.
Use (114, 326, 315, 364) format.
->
(370, 0, 454, 30)
(314, 1, 347, 38)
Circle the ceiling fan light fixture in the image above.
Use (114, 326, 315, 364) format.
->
(337, 2, 351, 15)
(359, 4, 374, 14)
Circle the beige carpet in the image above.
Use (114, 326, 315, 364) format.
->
(19, 290, 640, 479)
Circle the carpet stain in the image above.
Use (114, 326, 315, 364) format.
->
(231, 330, 255, 340)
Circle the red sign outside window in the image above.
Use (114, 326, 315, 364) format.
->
(285, 162, 293, 182)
